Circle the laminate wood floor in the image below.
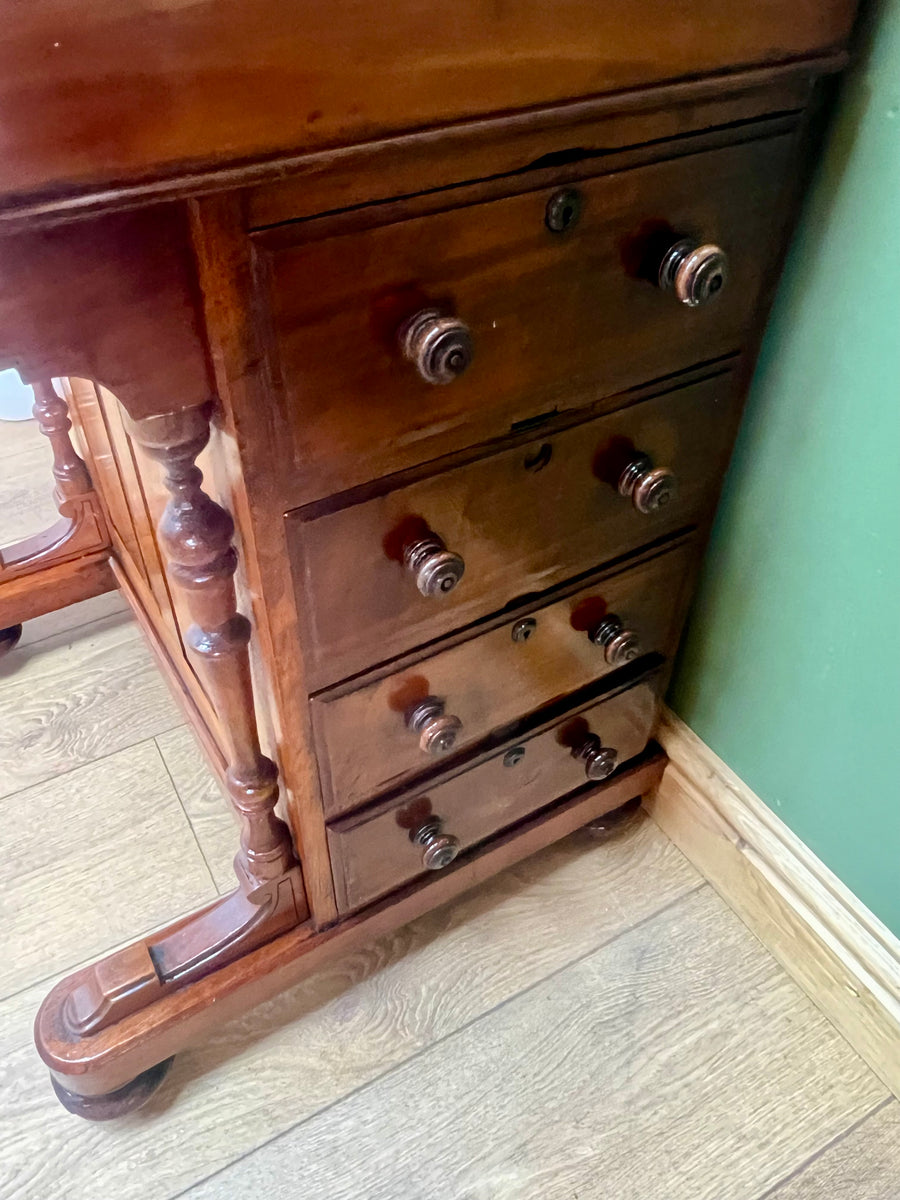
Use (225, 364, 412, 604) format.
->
(1, 459, 898, 1196)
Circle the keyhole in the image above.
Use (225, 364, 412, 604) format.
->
(523, 443, 553, 472)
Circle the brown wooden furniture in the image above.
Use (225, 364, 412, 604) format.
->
(0, 1, 858, 1118)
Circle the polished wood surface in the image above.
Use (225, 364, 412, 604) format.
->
(265, 130, 797, 506)
(0, 0, 858, 1112)
(328, 677, 660, 911)
(7, 601, 889, 1199)
(0, 1, 854, 204)
(36, 746, 666, 1096)
(0, 208, 210, 421)
(54, 406, 310, 1041)
(0, 380, 112, 631)
(290, 371, 741, 687)
(314, 540, 693, 816)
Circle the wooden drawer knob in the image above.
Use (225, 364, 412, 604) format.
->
(588, 614, 642, 667)
(399, 308, 473, 384)
(412, 816, 461, 870)
(572, 732, 619, 782)
(403, 531, 465, 597)
(658, 238, 729, 307)
(405, 696, 463, 756)
(617, 453, 677, 515)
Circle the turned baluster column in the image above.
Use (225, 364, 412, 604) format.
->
(31, 378, 93, 505)
(127, 404, 296, 893)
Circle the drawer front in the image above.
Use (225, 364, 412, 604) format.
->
(327, 678, 659, 912)
(266, 133, 794, 505)
(313, 540, 693, 817)
(289, 371, 740, 688)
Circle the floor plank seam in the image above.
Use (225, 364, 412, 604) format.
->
(753, 1095, 896, 1200)
(8, 610, 130, 653)
(152, 734, 222, 897)
(169, 879, 709, 1200)
(0, 720, 186, 805)
(0, 608, 133, 662)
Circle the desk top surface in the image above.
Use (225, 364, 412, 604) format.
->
(0, 0, 856, 211)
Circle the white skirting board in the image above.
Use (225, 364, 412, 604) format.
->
(646, 707, 900, 1097)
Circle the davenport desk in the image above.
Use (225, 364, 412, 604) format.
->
(0, 1, 858, 1117)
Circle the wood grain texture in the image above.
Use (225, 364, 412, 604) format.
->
(185, 887, 887, 1200)
(156, 726, 240, 895)
(266, 134, 794, 508)
(0, 0, 856, 203)
(189, 193, 339, 927)
(4, 818, 698, 1198)
(291, 373, 743, 689)
(649, 709, 900, 1099)
(763, 1101, 900, 1199)
(0, 611, 181, 799)
(0, 207, 212, 423)
(329, 680, 660, 911)
(14, 589, 127, 650)
(314, 540, 693, 814)
(0, 739, 216, 1000)
(0, 550, 114, 630)
(0, 417, 58, 545)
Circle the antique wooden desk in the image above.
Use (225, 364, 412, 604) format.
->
(0, 2, 857, 1117)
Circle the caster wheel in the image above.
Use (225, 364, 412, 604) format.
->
(51, 1056, 175, 1120)
(0, 625, 22, 659)
(583, 796, 643, 842)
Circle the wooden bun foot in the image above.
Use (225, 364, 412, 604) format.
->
(582, 795, 643, 842)
(0, 625, 22, 658)
(51, 1056, 175, 1120)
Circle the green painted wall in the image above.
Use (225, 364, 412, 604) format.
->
(669, 0, 900, 932)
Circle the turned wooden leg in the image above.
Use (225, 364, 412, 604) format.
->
(582, 795, 644, 841)
(48, 403, 307, 1046)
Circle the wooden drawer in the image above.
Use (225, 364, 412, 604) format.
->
(265, 131, 795, 506)
(288, 371, 741, 689)
(327, 676, 659, 912)
(313, 539, 693, 817)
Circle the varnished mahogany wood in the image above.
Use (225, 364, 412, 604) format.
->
(289, 371, 742, 689)
(0, 551, 114, 630)
(0, 207, 210, 422)
(188, 193, 341, 928)
(328, 676, 661, 912)
(0, 1, 856, 205)
(0, 0, 856, 1112)
(0, 379, 112, 628)
(243, 66, 827, 231)
(314, 540, 694, 816)
(35, 747, 666, 1100)
(262, 129, 798, 507)
(57, 406, 308, 1040)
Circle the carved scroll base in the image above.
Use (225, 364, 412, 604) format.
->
(35, 750, 667, 1116)
(38, 401, 308, 1042)
(64, 869, 306, 1036)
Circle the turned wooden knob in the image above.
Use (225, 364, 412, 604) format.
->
(412, 817, 461, 870)
(399, 308, 473, 384)
(658, 238, 729, 307)
(588, 614, 642, 667)
(405, 696, 463, 756)
(403, 532, 465, 597)
(572, 732, 619, 782)
(617, 453, 677, 515)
